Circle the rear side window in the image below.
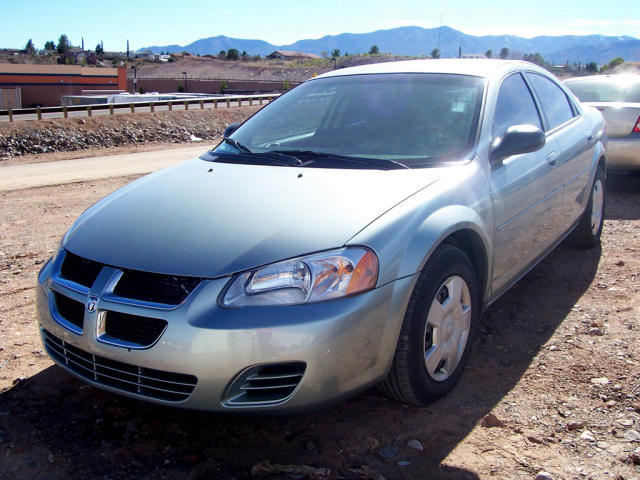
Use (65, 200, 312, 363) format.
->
(528, 73, 575, 130)
(493, 73, 542, 137)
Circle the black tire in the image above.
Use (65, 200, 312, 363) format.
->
(568, 165, 606, 249)
(379, 244, 480, 405)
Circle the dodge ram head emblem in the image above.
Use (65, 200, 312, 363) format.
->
(87, 296, 99, 313)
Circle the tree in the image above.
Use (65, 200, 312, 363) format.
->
(499, 47, 510, 59)
(331, 48, 340, 58)
(57, 34, 71, 54)
(368, 45, 379, 55)
(430, 48, 441, 59)
(95, 43, 104, 56)
(44, 40, 55, 51)
(226, 48, 239, 60)
(585, 62, 598, 73)
(522, 52, 544, 66)
(24, 39, 36, 55)
(607, 57, 625, 70)
(241, 50, 249, 61)
(219, 50, 226, 59)
(485, 49, 492, 58)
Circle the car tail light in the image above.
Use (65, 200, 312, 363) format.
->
(633, 115, 640, 133)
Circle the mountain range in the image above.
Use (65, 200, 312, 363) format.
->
(142, 25, 640, 65)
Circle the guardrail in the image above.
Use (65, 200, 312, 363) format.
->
(0, 93, 280, 122)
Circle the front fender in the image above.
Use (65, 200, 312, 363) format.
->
(348, 160, 494, 298)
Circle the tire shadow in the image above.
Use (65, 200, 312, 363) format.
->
(5, 180, 639, 480)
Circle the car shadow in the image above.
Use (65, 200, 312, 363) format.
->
(5, 182, 638, 480)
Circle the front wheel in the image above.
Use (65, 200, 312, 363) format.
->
(379, 245, 480, 405)
(568, 165, 606, 248)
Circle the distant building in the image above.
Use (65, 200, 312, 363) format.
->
(135, 48, 157, 59)
(0, 64, 126, 107)
(266, 50, 320, 60)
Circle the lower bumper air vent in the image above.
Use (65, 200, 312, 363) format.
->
(42, 329, 197, 402)
(224, 362, 306, 406)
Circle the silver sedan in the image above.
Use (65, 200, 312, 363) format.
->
(564, 74, 640, 169)
(37, 59, 606, 412)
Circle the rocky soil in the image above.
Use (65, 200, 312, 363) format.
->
(0, 106, 260, 159)
(0, 119, 639, 479)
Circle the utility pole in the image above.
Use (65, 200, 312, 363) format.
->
(127, 40, 130, 59)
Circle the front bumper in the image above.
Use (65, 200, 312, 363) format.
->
(36, 254, 414, 412)
(607, 136, 640, 170)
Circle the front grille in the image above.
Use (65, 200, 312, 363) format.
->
(113, 270, 202, 305)
(103, 311, 168, 347)
(42, 329, 197, 402)
(54, 292, 85, 329)
(225, 362, 306, 406)
(60, 251, 103, 288)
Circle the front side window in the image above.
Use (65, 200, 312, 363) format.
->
(527, 73, 575, 130)
(216, 73, 485, 167)
(492, 73, 542, 138)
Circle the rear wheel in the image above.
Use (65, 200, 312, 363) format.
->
(568, 165, 606, 248)
(379, 245, 480, 404)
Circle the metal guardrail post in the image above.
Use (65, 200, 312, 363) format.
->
(8, 109, 13, 122)
(168, 101, 173, 111)
(184, 100, 188, 111)
(226, 98, 230, 108)
(36, 107, 42, 120)
(249, 98, 253, 106)
(130, 103, 135, 113)
(214, 99, 218, 108)
(150, 102, 155, 112)
(199, 100, 204, 110)
(109, 104, 114, 115)
(238, 98, 242, 107)
(259, 97, 263, 105)
(86, 106, 92, 117)
(63, 106, 68, 118)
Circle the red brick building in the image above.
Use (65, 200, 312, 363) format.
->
(0, 64, 127, 108)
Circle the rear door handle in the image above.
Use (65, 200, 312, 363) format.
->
(586, 130, 593, 141)
(546, 152, 558, 166)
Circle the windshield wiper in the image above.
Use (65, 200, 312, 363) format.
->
(265, 150, 410, 170)
(223, 137, 252, 154)
(204, 150, 302, 167)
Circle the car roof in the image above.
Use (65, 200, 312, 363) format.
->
(313, 59, 544, 81)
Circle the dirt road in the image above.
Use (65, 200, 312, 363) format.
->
(0, 152, 639, 480)
(0, 144, 209, 191)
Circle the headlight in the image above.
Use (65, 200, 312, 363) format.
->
(221, 247, 379, 307)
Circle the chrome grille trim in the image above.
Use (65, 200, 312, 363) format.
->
(42, 329, 197, 402)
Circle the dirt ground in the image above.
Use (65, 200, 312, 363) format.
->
(0, 156, 639, 479)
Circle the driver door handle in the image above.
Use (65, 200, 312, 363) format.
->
(546, 152, 558, 166)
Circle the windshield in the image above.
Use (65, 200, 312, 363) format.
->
(565, 76, 640, 103)
(213, 73, 484, 167)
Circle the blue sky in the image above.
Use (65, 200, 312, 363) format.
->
(2, 0, 638, 51)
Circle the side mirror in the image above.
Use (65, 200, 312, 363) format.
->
(223, 122, 241, 138)
(490, 124, 546, 163)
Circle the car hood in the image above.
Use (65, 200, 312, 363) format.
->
(63, 157, 443, 278)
